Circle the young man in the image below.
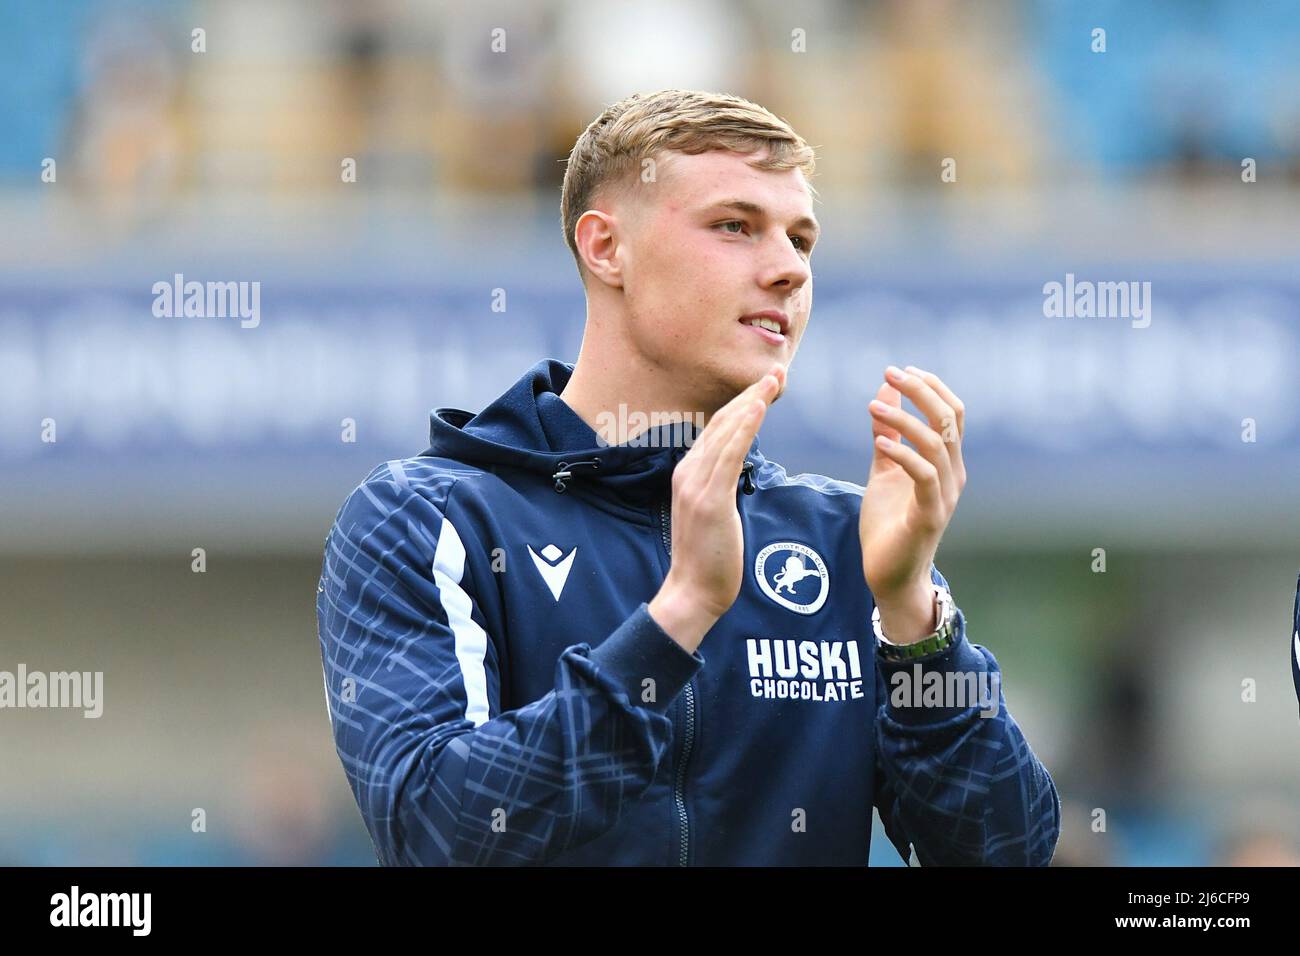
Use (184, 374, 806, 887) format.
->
(316, 89, 1060, 866)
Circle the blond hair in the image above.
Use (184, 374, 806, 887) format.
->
(560, 89, 817, 276)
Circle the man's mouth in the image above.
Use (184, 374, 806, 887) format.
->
(740, 310, 790, 344)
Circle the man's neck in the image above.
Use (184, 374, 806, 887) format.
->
(559, 357, 710, 447)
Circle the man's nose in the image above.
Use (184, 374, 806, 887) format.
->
(761, 234, 811, 290)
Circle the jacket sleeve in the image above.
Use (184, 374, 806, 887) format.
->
(1292, 571, 1299, 720)
(316, 467, 703, 866)
(871, 564, 1061, 866)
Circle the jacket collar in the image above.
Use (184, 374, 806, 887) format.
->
(425, 358, 761, 506)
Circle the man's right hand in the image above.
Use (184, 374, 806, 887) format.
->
(648, 364, 785, 653)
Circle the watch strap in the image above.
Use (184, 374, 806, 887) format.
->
(872, 583, 959, 662)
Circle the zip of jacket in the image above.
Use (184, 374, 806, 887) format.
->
(657, 495, 695, 866)
(658, 458, 756, 866)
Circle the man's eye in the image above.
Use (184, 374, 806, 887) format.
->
(790, 235, 808, 251)
(718, 220, 745, 235)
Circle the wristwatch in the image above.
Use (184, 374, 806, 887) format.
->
(872, 583, 959, 662)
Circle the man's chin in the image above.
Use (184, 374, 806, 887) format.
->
(746, 355, 790, 388)
(714, 361, 785, 405)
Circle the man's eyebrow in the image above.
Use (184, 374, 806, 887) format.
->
(706, 199, 821, 239)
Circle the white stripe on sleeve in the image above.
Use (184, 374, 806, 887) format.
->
(432, 515, 491, 727)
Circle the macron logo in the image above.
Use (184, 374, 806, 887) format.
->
(527, 544, 577, 601)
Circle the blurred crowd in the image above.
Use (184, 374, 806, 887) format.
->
(3, 0, 1299, 207)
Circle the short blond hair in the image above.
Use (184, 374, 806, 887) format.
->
(560, 89, 817, 275)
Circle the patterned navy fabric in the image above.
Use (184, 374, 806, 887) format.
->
(316, 358, 1061, 865)
(1293, 572, 1300, 719)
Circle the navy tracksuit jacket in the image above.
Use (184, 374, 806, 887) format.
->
(316, 358, 1061, 865)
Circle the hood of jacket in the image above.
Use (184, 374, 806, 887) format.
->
(424, 358, 761, 506)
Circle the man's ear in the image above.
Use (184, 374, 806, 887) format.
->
(574, 209, 624, 289)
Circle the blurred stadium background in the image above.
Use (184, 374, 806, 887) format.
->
(1, 0, 1298, 866)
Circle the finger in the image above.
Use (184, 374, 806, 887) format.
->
(905, 366, 964, 439)
(868, 382, 902, 477)
(693, 394, 752, 484)
(903, 365, 966, 487)
(705, 366, 783, 438)
(708, 395, 766, 491)
(873, 435, 943, 518)
(870, 381, 902, 443)
(687, 367, 781, 463)
(889, 361, 961, 489)
(886, 366, 957, 443)
(869, 400, 956, 503)
(685, 368, 780, 479)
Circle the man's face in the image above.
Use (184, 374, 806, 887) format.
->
(611, 148, 818, 409)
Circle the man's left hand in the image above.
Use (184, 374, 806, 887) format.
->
(859, 365, 967, 644)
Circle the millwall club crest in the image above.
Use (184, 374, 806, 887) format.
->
(755, 542, 829, 615)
